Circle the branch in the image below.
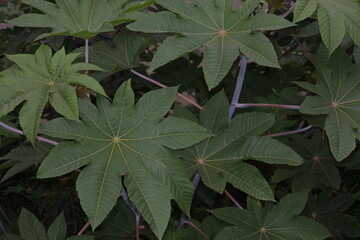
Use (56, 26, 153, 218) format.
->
(281, 1, 296, 18)
(77, 221, 90, 235)
(136, 212, 141, 240)
(233, 103, 300, 110)
(224, 190, 243, 209)
(185, 221, 211, 240)
(294, 37, 315, 65)
(266, 125, 313, 137)
(130, 69, 203, 110)
(229, 55, 248, 120)
(0, 121, 58, 146)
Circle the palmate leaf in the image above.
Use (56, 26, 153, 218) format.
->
(0, 45, 105, 143)
(8, 0, 153, 39)
(211, 193, 331, 240)
(294, 0, 360, 55)
(296, 48, 360, 161)
(127, 0, 294, 89)
(37, 81, 212, 238)
(272, 131, 340, 191)
(176, 91, 303, 201)
(303, 191, 360, 239)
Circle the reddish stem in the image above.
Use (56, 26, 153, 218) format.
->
(136, 213, 141, 240)
(224, 189, 244, 209)
(185, 221, 211, 240)
(130, 69, 203, 110)
(77, 221, 90, 235)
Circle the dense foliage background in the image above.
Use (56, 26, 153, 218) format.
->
(0, 0, 359, 239)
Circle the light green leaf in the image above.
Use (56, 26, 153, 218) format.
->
(37, 81, 210, 239)
(177, 91, 303, 200)
(18, 208, 47, 240)
(297, 48, 360, 161)
(47, 212, 67, 240)
(8, 0, 128, 39)
(128, 0, 294, 89)
(0, 45, 105, 143)
(211, 193, 331, 240)
(293, 0, 360, 55)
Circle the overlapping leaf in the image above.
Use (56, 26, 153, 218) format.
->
(37, 81, 212, 238)
(294, 0, 360, 54)
(0, 45, 106, 143)
(272, 131, 340, 191)
(8, 0, 154, 39)
(176, 91, 303, 201)
(128, 0, 294, 89)
(211, 193, 331, 240)
(0, 141, 53, 183)
(15, 209, 93, 240)
(85, 29, 151, 80)
(303, 191, 360, 239)
(296, 48, 360, 161)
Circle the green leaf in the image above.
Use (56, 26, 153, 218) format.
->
(65, 236, 94, 240)
(94, 200, 135, 239)
(0, 141, 52, 183)
(0, 234, 23, 240)
(211, 193, 331, 240)
(0, 45, 105, 143)
(297, 48, 360, 161)
(272, 131, 340, 191)
(128, 0, 294, 89)
(47, 212, 67, 240)
(304, 191, 360, 239)
(37, 81, 212, 238)
(176, 91, 303, 200)
(293, 0, 360, 55)
(8, 0, 128, 39)
(85, 29, 150, 80)
(18, 208, 47, 240)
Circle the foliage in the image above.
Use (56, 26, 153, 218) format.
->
(0, 0, 359, 240)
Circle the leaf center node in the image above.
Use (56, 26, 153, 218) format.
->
(260, 227, 267, 233)
(113, 137, 120, 143)
(218, 29, 227, 37)
(313, 156, 320, 162)
(311, 212, 317, 219)
(48, 82, 56, 87)
(197, 159, 205, 164)
(332, 102, 339, 108)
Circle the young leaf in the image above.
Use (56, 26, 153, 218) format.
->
(176, 91, 303, 201)
(47, 212, 67, 240)
(127, 0, 294, 89)
(18, 208, 47, 240)
(296, 48, 360, 161)
(8, 0, 128, 39)
(0, 141, 53, 183)
(272, 131, 340, 191)
(37, 81, 212, 239)
(294, 0, 360, 55)
(211, 193, 331, 240)
(0, 45, 105, 143)
(304, 191, 360, 239)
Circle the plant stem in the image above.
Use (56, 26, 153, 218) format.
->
(229, 55, 248, 120)
(0, 121, 58, 146)
(281, 1, 296, 18)
(130, 69, 203, 110)
(185, 221, 211, 240)
(136, 212, 141, 240)
(233, 103, 300, 110)
(266, 125, 312, 137)
(85, 39, 89, 64)
(224, 190, 243, 209)
(77, 221, 90, 235)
